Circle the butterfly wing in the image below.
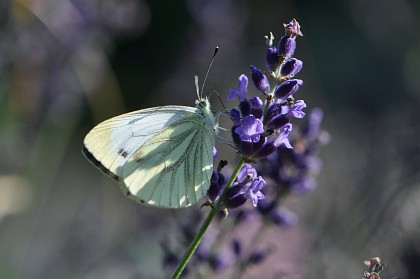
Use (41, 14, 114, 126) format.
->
(83, 105, 215, 208)
(122, 112, 215, 207)
(83, 106, 197, 179)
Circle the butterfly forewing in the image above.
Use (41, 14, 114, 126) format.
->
(83, 106, 197, 179)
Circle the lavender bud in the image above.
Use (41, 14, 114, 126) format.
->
(248, 249, 268, 265)
(163, 251, 180, 270)
(266, 47, 279, 72)
(269, 209, 298, 227)
(249, 96, 263, 119)
(207, 171, 225, 202)
(264, 103, 283, 124)
(268, 115, 290, 130)
(280, 58, 303, 78)
(257, 200, 276, 215)
(239, 100, 251, 117)
(209, 254, 228, 271)
(250, 65, 270, 93)
(232, 239, 242, 256)
(274, 79, 303, 99)
(278, 36, 296, 59)
(224, 184, 247, 209)
(230, 108, 241, 126)
(256, 142, 276, 158)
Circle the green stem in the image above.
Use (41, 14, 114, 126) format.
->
(170, 158, 245, 279)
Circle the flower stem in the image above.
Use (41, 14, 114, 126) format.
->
(170, 158, 245, 279)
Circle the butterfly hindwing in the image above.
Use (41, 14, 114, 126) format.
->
(122, 113, 215, 207)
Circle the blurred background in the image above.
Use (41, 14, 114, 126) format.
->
(1, 0, 420, 278)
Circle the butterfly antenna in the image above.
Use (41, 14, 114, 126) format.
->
(200, 46, 219, 99)
(209, 89, 227, 111)
(194, 75, 200, 100)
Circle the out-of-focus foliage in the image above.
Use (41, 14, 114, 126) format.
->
(1, 0, 420, 278)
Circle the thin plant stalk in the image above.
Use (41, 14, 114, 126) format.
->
(170, 158, 245, 279)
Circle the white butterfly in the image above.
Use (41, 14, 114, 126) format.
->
(83, 98, 217, 208)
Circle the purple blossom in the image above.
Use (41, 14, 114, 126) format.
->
(237, 163, 258, 183)
(235, 115, 264, 143)
(274, 123, 293, 148)
(286, 100, 306, 119)
(244, 176, 266, 207)
(228, 74, 248, 101)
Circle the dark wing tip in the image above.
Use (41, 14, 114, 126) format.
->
(82, 146, 121, 181)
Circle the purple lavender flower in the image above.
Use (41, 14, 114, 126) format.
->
(233, 115, 266, 157)
(244, 177, 266, 207)
(222, 164, 266, 208)
(237, 163, 258, 183)
(228, 74, 248, 101)
(274, 123, 293, 148)
(286, 100, 307, 119)
(235, 116, 264, 143)
(250, 65, 270, 93)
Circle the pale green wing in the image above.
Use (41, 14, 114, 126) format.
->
(122, 113, 215, 208)
(83, 106, 197, 180)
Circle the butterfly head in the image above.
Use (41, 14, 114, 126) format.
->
(195, 97, 211, 111)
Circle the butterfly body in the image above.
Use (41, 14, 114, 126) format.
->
(83, 98, 216, 208)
